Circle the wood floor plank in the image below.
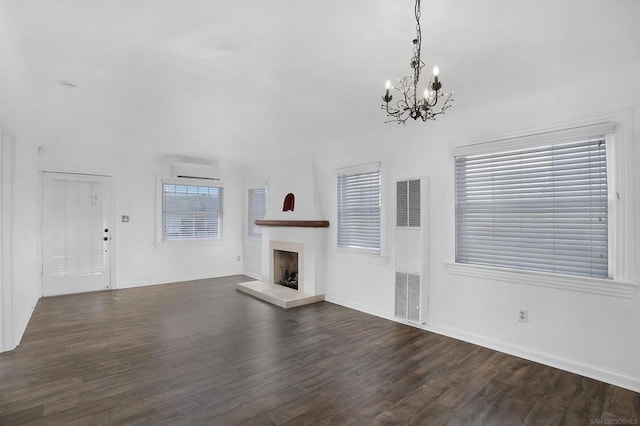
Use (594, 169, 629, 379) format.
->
(209, 393, 283, 425)
(237, 414, 277, 426)
(522, 401, 566, 425)
(371, 376, 451, 425)
(561, 377, 610, 425)
(409, 401, 461, 426)
(0, 274, 637, 425)
(0, 404, 44, 425)
(118, 395, 202, 425)
(450, 378, 511, 424)
(601, 385, 640, 420)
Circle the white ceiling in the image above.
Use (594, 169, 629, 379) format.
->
(1, 0, 639, 163)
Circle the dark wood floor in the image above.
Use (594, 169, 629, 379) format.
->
(0, 275, 638, 425)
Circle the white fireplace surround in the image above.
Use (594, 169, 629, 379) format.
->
(269, 240, 304, 291)
(236, 219, 326, 308)
(260, 224, 326, 298)
(236, 237, 323, 309)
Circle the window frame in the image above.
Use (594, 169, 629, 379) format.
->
(247, 184, 267, 238)
(447, 117, 638, 298)
(336, 162, 383, 256)
(455, 136, 609, 279)
(155, 177, 225, 244)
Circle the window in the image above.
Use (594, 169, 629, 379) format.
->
(455, 133, 609, 279)
(248, 186, 267, 237)
(162, 183, 223, 241)
(337, 163, 381, 254)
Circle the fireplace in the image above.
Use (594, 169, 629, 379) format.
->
(236, 232, 324, 308)
(236, 161, 328, 307)
(269, 240, 304, 292)
(274, 249, 298, 290)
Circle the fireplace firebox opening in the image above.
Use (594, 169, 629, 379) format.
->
(274, 249, 299, 290)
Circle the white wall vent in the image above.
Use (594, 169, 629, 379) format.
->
(395, 272, 421, 322)
(397, 179, 421, 228)
(395, 176, 428, 324)
(172, 162, 221, 181)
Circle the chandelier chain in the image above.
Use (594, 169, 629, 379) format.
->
(412, 0, 422, 106)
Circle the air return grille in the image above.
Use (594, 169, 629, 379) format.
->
(395, 272, 421, 322)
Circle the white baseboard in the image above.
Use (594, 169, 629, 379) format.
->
(424, 322, 640, 394)
(12, 296, 38, 350)
(117, 273, 248, 289)
(325, 295, 640, 393)
(242, 271, 261, 280)
(324, 295, 396, 323)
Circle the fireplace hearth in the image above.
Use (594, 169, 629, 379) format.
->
(236, 235, 324, 308)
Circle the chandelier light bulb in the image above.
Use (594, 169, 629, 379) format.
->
(383, 79, 393, 102)
(432, 65, 439, 76)
(423, 89, 431, 100)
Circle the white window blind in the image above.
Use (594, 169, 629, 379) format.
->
(248, 187, 266, 237)
(455, 137, 608, 278)
(162, 183, 223, 240)
(52, 178, 105, 277)
(337, 164, 381, 254)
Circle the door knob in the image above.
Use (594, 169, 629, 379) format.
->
(103, 237, 109, 241)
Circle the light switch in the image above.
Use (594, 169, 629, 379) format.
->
(121, 215, 130, 223)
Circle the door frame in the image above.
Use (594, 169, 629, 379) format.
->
(38, 167, 117, 298)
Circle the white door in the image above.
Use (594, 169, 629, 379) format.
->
(42, 172, 111, 296)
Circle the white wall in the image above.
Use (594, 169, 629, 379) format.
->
(39, 145, 244, 289)
(243, 155, 328, 295)
(4, 126, 245, 349)
(308, 104, 640, 392)
(0, 120, 14, 352)
(10, 130, 39, 350)
(238, 28, 640, 388)
(1, 0, 638, 391)
(113, 156, 245, 289)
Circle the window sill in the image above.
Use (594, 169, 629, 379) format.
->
(155, 238, 227, 248)
(444, 262, 637, 299)
(335, 249, 388, 265)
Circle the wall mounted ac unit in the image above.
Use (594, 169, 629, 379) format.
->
(172, 162, 221, 181)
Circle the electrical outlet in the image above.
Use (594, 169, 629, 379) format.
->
(236, 255, 241, 262)
(518, 309, 528, 322)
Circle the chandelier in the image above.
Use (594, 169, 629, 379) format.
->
(381, 0, 454, 124)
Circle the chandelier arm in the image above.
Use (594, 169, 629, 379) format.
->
(431, 93, 454, 115)
(430, 91, 440, 108)
(396, 99, 410, 112)
(384, 106, 412, 124)
(441, 94, 454, 111)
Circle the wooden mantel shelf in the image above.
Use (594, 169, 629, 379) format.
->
(255, 220, 330, 228)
